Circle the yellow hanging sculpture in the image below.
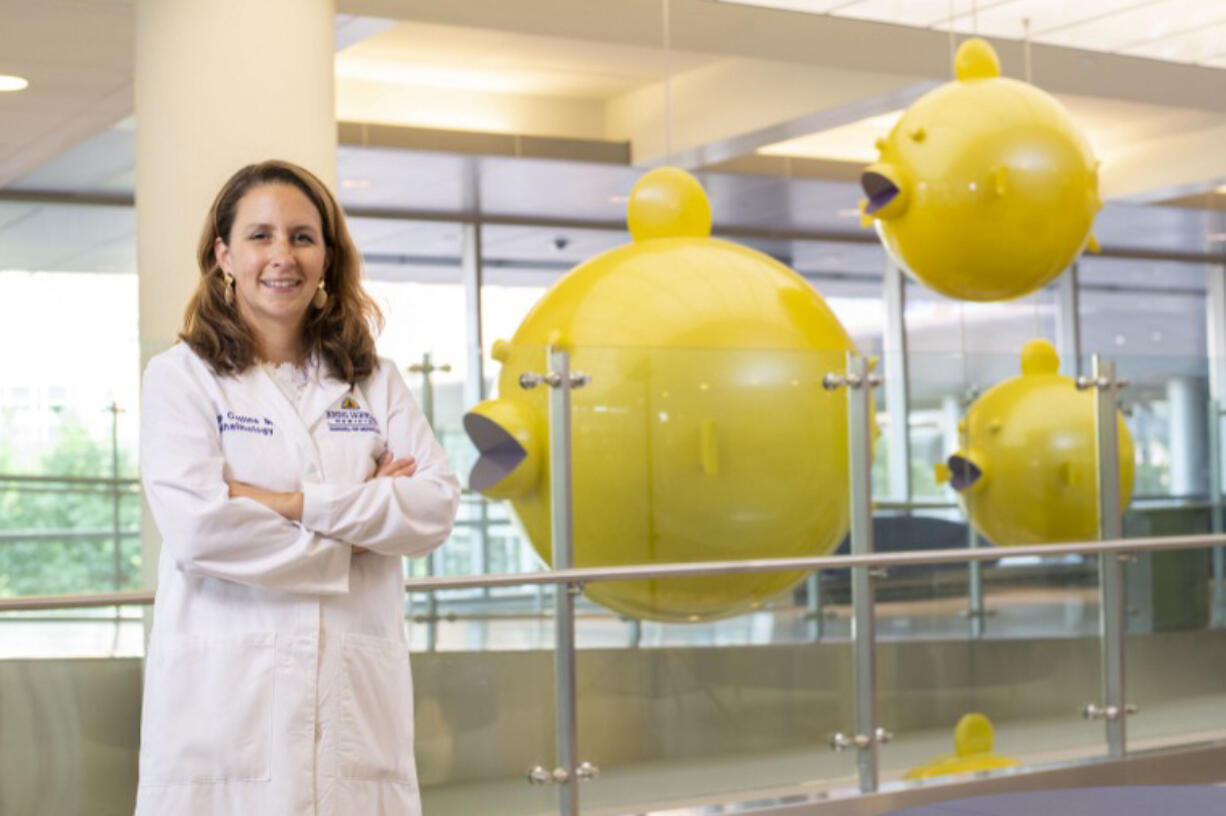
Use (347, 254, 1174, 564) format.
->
(464, 167, 861, 622)
(935, 339, 1134, 545)
(861, 38, 1101, 302)
(904, 713, 1020, 780)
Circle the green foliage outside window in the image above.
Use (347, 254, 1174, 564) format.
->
(0, 417, 140, 597)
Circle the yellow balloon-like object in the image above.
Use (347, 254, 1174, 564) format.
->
(861, 38, 1101, 302)
(935, 339, 1135, 545)
(465, 167, 861, 622)
(904, 713, 1020, 780)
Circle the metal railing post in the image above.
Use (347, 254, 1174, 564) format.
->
(1208, 398, 1226, 628)
(967, 527, 985, 639)
(107, 401, 124, 652)
(1081, 355, 1129, 756)
(547, 346, 581, 815)
(824, 354, 888, 793)
(409, 354, 452, 650)
(806, 571, 824, 642)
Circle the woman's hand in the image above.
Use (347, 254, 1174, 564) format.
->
(228, 455, 415, 553)
(370, 451, 416, 480)
(348, 454, 416, 556)
(228, 481, 303, 522)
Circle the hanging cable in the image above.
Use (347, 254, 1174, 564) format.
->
(662, 0, 673, 163)
(1023, 17, 1033, 83)
(948, 0, 957, 75)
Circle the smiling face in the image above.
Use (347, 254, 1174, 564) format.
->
(215, 182, 327, 342)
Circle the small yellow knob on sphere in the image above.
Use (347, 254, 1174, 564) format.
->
(627, 166, 712, 242)
(955, 37, 1002, 81)
(1020, 338, 1060, 376)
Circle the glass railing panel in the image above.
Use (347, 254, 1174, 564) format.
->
(1122, 544, 1226, 754)
(574, 600, 859, 812)
(0, 652, 142, 814)
(873, 547, 1109, 787)
(0, 603, 146, 659)
(406, 495, 551, 653)
(1107, 354, 1221, 754)
(875, 348, 1112, 786)
(414, 630, 559, 816)
(502, 344, 862, 808)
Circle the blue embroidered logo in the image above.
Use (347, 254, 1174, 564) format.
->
(217, 411, 275, 437)
(327, 396, 379, 434)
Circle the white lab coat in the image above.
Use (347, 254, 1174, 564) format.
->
(135, 343, 460, 816)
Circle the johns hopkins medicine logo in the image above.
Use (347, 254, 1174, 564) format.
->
(327, 396, 380, 433)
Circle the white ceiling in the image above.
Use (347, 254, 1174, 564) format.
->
(759, 93, 1226, 164)
(337, 20, 717, 99)
(722, 0, 1226, 67)
(0, 0, 132, 187)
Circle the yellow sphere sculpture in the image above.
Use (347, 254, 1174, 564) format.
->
(861, 38, 1101, 302)
(935, 339, 1135, 546)
(904, 713, 1019, 780)
(464, 168, 860, 622)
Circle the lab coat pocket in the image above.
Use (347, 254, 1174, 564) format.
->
(140, 632, 275, 785)
(338, 633, 417, 784)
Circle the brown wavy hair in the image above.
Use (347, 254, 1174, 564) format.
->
(180, 159, 383, 384)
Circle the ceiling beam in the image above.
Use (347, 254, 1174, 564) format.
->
(337, 0, 1226, 113)
(666, 81, 936, 170)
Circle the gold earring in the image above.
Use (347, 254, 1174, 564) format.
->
(312, 280, 328, 309)
(223, 271, 235, 306)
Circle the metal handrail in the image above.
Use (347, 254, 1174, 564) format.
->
(0, 528, 139, 544)
(1, 532, 1223, 613)
(0, 473, 139, 487)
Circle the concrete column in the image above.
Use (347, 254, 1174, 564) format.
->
(135, 0, 337, 590)
(1167, 376, 1209, 498)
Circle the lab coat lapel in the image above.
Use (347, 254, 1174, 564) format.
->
(244, 364, 324, 471)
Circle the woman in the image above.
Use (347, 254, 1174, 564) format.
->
(136, 160, 460, 815)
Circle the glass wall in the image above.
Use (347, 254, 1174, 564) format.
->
(0, 270, 141, 599)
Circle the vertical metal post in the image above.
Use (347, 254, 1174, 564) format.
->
(461, 222, 486, 409)
(411, 354, 441, 650)
(967, 527, 985, 639)
(806, 571, 824, 642)
(882, 262, 911, 502)
(418, 353, 437, 427)
(109, 402, 123, 589)
(460, 222, 492, 592)
(410, 353, 454, 651)
(847, 354, 881, 792)
(1055, 264, 1082, 378)
(548, 347, 580, 816)
(1090, 355, 1127, 756)
(108, 401, 123, 652)
(1210, 398, 1226, 627)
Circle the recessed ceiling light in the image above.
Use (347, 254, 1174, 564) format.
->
(608, 194, 629, 204)
(0, 75, 29, 92)
(836, 208, 860, 218)
(341, 178, 371, 189)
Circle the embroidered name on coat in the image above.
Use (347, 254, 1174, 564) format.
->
(327, 397, 379, 433)
(217, 411, 275, 436)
